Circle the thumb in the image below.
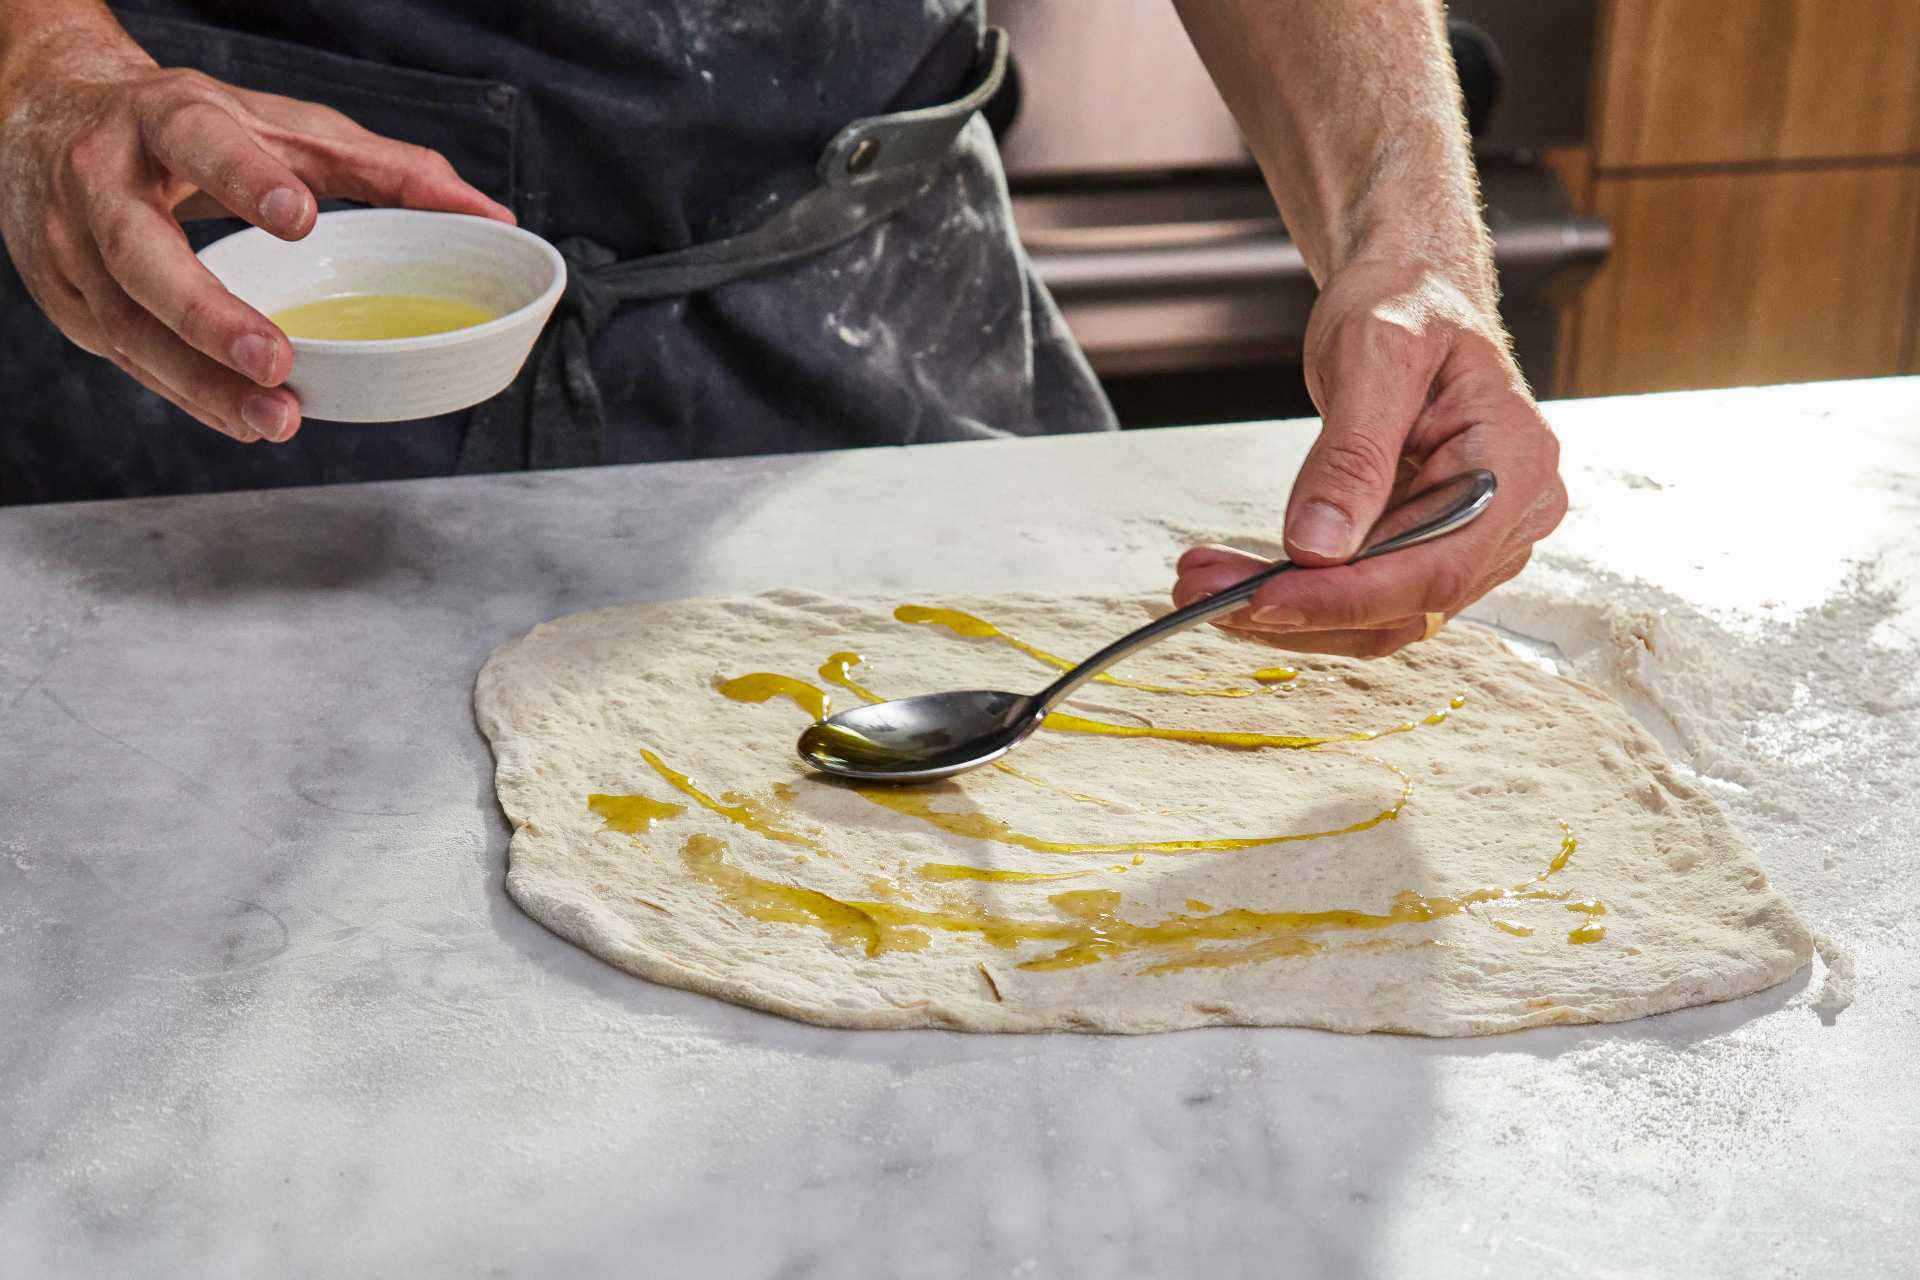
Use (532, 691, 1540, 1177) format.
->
(1286, 336, 1433, 564)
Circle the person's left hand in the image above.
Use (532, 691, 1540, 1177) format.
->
(1170, 260, 1568, 658)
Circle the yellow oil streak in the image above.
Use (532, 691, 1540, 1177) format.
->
(587, 793, 685, 834)
(895, 604, 1284, 697)
(818, 651, 880, 703)
(989, 760, 1125, 808)
(1042, 693, 1466, 750)
(639, 749, 821, 850)
(676, 830, 1510, 972)
(1040, 710, 1340, 749)
(595, 604, 1608, 972)
(1566, 898, 1609, 944)
(604, 771, 1595, 970)
(863, 756, 1411, 857)
(762, 649, 1464, 757)
(717, 672, 829, 721)
(918, 862, 1089, 883)
(681, 833, 905, 955)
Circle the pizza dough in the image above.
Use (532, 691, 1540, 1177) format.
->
(474, 591, 1811, 1035)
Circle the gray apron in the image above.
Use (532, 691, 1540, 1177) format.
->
(0, 2, 1115, 504)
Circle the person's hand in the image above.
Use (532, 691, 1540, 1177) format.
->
(0, 19, 514, 443)
(1171, 260, 1568, 657)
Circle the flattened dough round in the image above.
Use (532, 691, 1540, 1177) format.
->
(475, 591, 1811, 1035)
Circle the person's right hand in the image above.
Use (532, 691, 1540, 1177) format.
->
(0, 18, 515, 443)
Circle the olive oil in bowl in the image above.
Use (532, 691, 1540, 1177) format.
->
(271, 294, 497, 341)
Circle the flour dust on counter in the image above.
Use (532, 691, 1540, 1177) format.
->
(473, 591, 1812, 1034)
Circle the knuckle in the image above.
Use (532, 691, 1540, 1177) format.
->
(1315, 433, 1399, 496)
(155, 66, 214, 95)
(146, 92, 228, 157)
(292, 99, 356, 134)
(62, 135, 111, 183)
(174, 292, 226, 348)
(319, 104, 360, 133)
(39, 211, 73, 260)
(93, 209, 139, 266)
(154, 70, 228, 114)
(1359, 315, 1422, 366)
(393, 144, 461, 202)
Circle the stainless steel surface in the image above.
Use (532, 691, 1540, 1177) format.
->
(1009, 169, 1611, 388)
(1027, 217, 1611, 294)
(797, 470, 1495, 782)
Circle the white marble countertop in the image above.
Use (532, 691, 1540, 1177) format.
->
(3, 380, 1916, 1277)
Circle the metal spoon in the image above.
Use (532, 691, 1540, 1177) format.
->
(797, 468, 1497, 783)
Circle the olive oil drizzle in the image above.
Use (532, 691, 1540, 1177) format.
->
(918, 862, 1089, 883)
(818, 652, 880, 703)
(611, 748, 1602, 972)
(801, 645, 1468, 754)
(718, 651, 1418, 860)
(894, 604, 1292, 696)
(637, 743, 1413, 862)
(588, 792, 686, 834)
(665, 821, 1592, 973)
(625, 604, 1615, 971)
(1566, 898, 1609, 945)
(986, 760, 1128, 809)
(639, 749, 821, 851)
(714, 672, 829, 722)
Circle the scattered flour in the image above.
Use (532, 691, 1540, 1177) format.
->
(1142, 511, 1912, 1027)
(1471, 553, 1920, 1022)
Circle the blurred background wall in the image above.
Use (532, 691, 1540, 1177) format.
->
(986, 0, 1920, 424)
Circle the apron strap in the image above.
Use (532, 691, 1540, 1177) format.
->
(457, 27, 1010, 474)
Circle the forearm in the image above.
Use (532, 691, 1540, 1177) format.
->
(1171, 0, 1496, 314)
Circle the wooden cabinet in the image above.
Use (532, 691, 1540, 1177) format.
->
(1597, 0, 1920, 168)
(1564, 0, 1920, 395)
(1571, 167, 1920, 395)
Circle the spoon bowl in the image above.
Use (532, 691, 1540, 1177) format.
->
(799, 468, 1497, 783)
(796, 690, 1044, 782)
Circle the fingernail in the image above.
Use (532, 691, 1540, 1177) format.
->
(1251, 606, 1307, 629)
(260, 186, 307, 232)
(1288, 500, 1354, 559)
(242, 395, 290, 441)
(232, 333, 275, 384)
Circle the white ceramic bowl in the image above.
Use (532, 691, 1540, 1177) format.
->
(197, 208, 566, 423)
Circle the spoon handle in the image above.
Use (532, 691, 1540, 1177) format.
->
(1032, 469, 1497, 712)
